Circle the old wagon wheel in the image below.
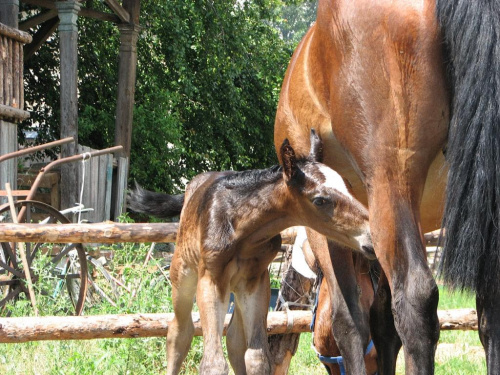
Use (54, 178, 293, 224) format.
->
(0, 200, 88, 316)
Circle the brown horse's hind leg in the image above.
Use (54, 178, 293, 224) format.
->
(369, 272, 401, 375)
(166, 254, 197, 375)
(231, 270, 273, 375)
(477, 293, 500, 374)
(197, 271, 232, 375)
(370, 198, 439, 375)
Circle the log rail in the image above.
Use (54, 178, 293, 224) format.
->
(0, 223, 437, 245)
(0, 308, 478, 343)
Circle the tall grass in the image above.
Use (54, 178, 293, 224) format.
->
(0, 240, 487, 374)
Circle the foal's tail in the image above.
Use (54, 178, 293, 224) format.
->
(127, 183, 185, 219)
(437, 0, 500, 297)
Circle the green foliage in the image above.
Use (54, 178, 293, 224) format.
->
(21, 0, 319, 193)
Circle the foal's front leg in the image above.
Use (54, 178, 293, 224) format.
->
(197, 270, 232, 375)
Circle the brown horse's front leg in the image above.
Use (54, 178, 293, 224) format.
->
(370, 196, 439, 375)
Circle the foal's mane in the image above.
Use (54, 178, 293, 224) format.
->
(219, 165, 283, 190)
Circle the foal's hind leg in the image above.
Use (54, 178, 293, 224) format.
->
(197, 269, 232, 375)
(226, 303, 248, 375)
(166, 254, 197, 375)
(230, 270, 273, 375)
(477, 292, 500, 374)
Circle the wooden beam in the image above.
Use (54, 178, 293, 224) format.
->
(0, 104, 30, 122)
(0, 309, 478, 344)
(0, 311, 313, 343)
(103, 0, 130, 23)
(21, 0, 121, 23)
(114, 22, 140, 158)
(24, 16, 59, 61)
(0, 222, 179, 243)
(19, 9, 58, 31)
(123, 0, 140, 24)
(0, 223, 308, 245)
(0, 22, 32, 43)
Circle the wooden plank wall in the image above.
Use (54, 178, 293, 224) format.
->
(113, 156, 129, 220)
(76, 145, 114, 223)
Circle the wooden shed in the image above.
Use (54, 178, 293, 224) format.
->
(0, 0, 140, 218)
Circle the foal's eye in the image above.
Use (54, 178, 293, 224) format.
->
(312, 197, 328, 206)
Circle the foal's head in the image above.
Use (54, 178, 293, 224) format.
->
(281, 130, 374, 258)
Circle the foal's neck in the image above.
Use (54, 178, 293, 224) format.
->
(224, 173, 296, 245)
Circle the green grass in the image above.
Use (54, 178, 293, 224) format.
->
(0, 241, 487, 374)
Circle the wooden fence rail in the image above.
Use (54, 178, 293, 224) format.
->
(0, 223, 436, 246)
(0, 308, 478, 344)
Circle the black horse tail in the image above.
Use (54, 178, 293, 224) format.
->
(437, 0, 500, 298)
(127, 183, 185, 219)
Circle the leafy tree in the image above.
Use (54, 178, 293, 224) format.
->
(22, 0, 315, 193)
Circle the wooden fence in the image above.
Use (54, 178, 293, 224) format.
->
(0, 223, 478, 344)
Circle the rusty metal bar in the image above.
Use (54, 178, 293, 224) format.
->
(0, 137, 75, 163)
(18, 145, 123, 221)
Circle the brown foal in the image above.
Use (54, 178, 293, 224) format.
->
(129, 130, 374, 375)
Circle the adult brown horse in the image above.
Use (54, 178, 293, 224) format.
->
(274, 0, 500, 374)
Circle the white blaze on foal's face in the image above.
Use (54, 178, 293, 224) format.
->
(318, 165, 353, 199)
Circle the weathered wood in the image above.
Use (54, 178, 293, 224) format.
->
(22, 0, 121, 23)
(0, 308, 477, 344)
(0, 103, 30, 121)
(438, 308, 478, 331)
(104, 0, 130, 23)
(113, 156, 129, 219)
(56, 1, 80, 211)
(114, 22, 140, 158)
(0, 222, 179, 243)
(0, 22, 31, 43)
(0, 311, 311, 343)
(19, 9, 58, 31)
(0, 223, 309, 245)
(18, 172, 60, 208)
(24, 16, 59, 61)
(0, 120, 17, 205)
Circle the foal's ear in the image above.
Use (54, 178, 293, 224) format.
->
(280, 138, 298, 183)
(308, 128, 323, 162)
